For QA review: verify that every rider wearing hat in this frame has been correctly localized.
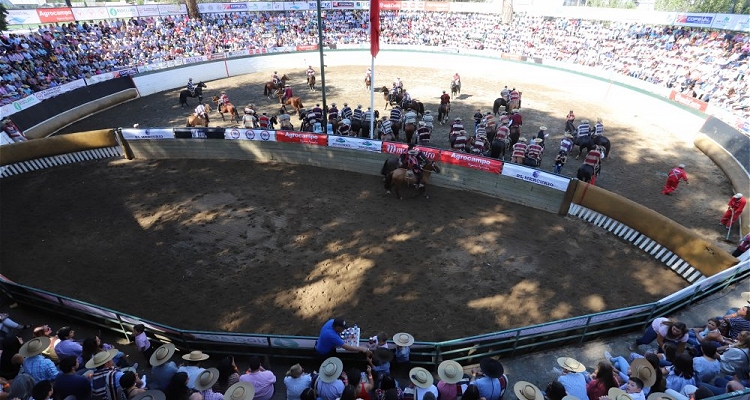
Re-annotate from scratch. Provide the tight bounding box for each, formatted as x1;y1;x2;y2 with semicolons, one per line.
511;137;528;164
526;138;544;163
272;71;280;86
337;117;352;136
312;104;323;121
187;78;195;95
422;110;434;131
451;117;464;134
306;65;315;77
417;121;431;145
471;130;489;155
351;105;364;137
328;103;339;124
379;115;393;140
194;103;209;124
242;107;256;128
218;90;229;110
340;103;352;121
577;119;591;137
399;143;426;188
451;129;468;153
440;90;451;105
559;132;574;155
389;105;402;128
283;84;293;103
594;117;604;137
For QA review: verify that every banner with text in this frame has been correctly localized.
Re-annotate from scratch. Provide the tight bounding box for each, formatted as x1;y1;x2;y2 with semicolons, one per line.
440;151;503;174
668;90;708;112
7;9;41;25
501;163;570;191
120;128;175;140
37;8;75;23
327;136;382;152
225;128;277;141
275;131;327;145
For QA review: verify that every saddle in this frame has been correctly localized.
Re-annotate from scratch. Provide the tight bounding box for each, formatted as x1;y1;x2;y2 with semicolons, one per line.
405;170;415;180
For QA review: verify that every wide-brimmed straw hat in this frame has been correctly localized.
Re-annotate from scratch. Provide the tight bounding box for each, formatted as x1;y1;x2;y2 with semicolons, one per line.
556;357;586;373
539;126;547;131
534;138;543;143
409;367;434;388
647;393;678;400
195;368;220;390
437;360;463;384
132;391;167;400
150;343;176;367
519;137;527;142
480;358;504;378
182;350;210;362
514;381;544;400
19;337;50;357
224;382;255;400
319;357;343;383
86;349;119;369
631;358;657;387
608;388;633;400
393;332;414;347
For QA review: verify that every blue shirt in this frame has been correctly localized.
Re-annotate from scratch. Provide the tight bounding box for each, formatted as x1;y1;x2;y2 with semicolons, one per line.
315;319;344;355
22;354;59;382
474;376;504;400
557;373;587;400
149;361;178;391
283;374;312;400
315;379;344;400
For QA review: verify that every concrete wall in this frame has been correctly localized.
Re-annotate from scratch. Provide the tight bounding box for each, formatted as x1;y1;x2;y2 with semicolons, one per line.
0;129;117;165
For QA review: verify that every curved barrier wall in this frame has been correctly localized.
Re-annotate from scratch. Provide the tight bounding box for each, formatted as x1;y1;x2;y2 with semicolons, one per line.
0;129;117;165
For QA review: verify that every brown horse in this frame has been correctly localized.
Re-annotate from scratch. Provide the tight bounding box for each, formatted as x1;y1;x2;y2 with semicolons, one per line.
212;96;240;123
384;160;441;200
403;122;417;144
365;75;371;92
307;75;315;91
278;94;304;116
264;74;290;98
186;104;212;127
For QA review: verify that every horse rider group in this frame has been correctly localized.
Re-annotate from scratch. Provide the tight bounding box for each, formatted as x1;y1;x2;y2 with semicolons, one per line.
399;143;428;188
194;103;209;124
187;78;195;96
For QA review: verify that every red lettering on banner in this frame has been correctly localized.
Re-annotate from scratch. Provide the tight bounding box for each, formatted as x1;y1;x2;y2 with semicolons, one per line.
424;1;450;11
296;45;318;51
380;0;401;10
668;90;708;112
440;150;503;174
37;7;74;22
500;53;523;61
275;131;327;145
382;142;409;154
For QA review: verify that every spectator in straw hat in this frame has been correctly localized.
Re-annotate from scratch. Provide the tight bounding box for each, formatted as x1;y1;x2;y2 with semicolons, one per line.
315;357;344;400
409;367;438;400
225;382;255;400
393;332;414;366
178;350;209;389
132;390;167;400
239;356;276;400
20;336;59;383
470;358;506;400
149;343;178;392
555;357;587;400
88;349;123;400
437;360;469;400
195;367;224;400
514;381;544;400
283;363;311;400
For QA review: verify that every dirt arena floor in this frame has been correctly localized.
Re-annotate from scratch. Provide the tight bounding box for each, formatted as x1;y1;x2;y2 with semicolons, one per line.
0;65;738;341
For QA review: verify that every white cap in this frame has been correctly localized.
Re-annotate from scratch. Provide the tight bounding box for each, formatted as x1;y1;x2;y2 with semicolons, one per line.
678;164;685;168
734;193;743;198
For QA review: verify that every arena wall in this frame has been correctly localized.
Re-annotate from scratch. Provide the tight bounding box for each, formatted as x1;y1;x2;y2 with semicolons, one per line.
0;129;117;165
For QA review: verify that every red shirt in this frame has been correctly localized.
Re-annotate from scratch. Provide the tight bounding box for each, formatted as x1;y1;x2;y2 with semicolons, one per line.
728;196;747;213
440;94;451;104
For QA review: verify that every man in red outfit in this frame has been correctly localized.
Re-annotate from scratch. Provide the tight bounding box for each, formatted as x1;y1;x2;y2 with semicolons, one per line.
721;193;746;228
662;164;688;195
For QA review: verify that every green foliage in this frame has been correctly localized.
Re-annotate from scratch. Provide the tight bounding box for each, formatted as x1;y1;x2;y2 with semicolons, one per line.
0;4;7;33
654;0;748;12
585;0;638;8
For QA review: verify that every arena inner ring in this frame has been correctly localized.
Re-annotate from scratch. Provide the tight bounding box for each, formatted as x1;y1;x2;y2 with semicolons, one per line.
3;47;748;366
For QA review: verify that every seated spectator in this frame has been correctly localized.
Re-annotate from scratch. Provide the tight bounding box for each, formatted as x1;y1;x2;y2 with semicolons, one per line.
717;330;750;375
315;357;344;400
177;350;209;390
149;343;178;392
32;325;59;364
163;372;201;400
31;380;53;400
20;337;59;383
55;327;83;366
587;361;620;400
436;360;469;400
119;370;146;400
663;353;696;393
194;367;223;400
375;375;403;400
283;363;310;400
54;356;92;400
554;357;587;400
87;349;123;400
514;381;544;400
347;367;373;400
213;356;241;395
692;343;720;384
239;356;275;400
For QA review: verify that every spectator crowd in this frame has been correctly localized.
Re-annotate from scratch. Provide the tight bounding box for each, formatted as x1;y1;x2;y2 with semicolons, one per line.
0;10;748;124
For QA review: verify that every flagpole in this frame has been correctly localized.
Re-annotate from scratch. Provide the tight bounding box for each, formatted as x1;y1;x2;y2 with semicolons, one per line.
369;57;375;139
369;0;379;140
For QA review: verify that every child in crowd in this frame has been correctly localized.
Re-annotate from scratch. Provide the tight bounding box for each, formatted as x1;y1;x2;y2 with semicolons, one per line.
553;151;567;174
623;377;646;400
393;332;414;367
368;332;388;351
132;324;153;361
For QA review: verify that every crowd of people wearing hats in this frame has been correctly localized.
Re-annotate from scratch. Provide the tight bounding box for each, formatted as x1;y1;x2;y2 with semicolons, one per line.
2;12;749;129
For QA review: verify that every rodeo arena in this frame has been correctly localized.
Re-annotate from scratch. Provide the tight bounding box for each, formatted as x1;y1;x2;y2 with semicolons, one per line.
2;2;750;400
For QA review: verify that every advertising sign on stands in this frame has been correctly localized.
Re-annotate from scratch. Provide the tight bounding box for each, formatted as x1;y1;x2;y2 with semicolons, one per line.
72;7;108;21
673;13;715;28
37;8;75;23
106;6;138;18
120;128;175;140
424;1;450;12
668;90;708;112
136;5;161;16
711;14;750;33
296;45;318;51
158;4;187;16
284;1;312;10
7;9;41;25
501;163;570;191
247;2;275;11
225;129;277;141
0;96;40;119
327;136;382;152
379;0;401;10
440;151;503;174
275;131;327;145
34;80;86;101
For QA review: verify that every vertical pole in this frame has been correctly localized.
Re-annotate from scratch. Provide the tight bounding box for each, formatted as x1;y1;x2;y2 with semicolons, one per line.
370;57;375;139
316;0;327;130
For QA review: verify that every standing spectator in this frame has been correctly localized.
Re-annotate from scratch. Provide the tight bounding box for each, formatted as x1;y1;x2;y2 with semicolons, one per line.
54;355;92;400
178;351;209;390
554;357;587;400
314;318;369;361
721;194;746;228
553;151;568;175
282;363;311;400
437;360;469;400
662;164;689;195
470;358;506;400
55;327;83;366
315;357;344;400
0;335;23;380
149;343;178;392
20;337;59;383
632;317;689;355
213;357;240;395
239;356;276;400
133;324;153;362
393;332;414;368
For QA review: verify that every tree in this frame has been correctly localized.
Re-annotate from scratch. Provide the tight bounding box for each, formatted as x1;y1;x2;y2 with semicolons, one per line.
501;0;513;24
0;4;7;33
655;0;748;12
186;0;199;19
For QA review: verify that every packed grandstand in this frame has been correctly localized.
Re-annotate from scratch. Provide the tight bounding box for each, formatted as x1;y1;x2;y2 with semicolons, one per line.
0;8;748;127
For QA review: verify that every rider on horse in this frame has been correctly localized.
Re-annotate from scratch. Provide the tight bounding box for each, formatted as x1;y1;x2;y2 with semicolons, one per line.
389;84;398;103
450;117;464;134
417;121;431;145
341;103;353;121
535;126;547;148
498;111;509;126
389;105;402;126
312;104;323;121
559;133;574;155
282;84;293;103
395;77;403;93
577;119;591;137
278;109;293;130
195;103;209;124
471;132;488;155
594;117;604;136
338;118;352;136
400;90;412;109
400;144;426;188
483;112;496;131
440;90;451;107
422;110;434;131
510;109;523;134
272;71;280;86
526;138;544;164
379;116;393;140
509;88;520;110
187;78;195;96
501;86;510;103
583;144;603;170
511;137;527;164
307;65;315;78
453;73;461;86
452;130;468;153
496;124;509;141
365;68;372;80
218;90;230;110
403;107;418;127
328;103;339;124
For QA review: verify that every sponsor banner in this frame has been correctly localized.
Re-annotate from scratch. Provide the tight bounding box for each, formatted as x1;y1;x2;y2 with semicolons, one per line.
248;48;267;55
296;44;318;51
34;79;85;101
121;128;174;140
158;4;186;16
337;43;368;50
441;47;459;54
673;13;714;28
284;1;312;10
191;333;272;347
400;1;424;10
208;53;227;60
440;151;502;174
668;90;708;112
273;2;284;10
501;163;570;191
223;2;249;11
0;95;40;118
327;136;382;152
37;8;75;23
424;1;450;11
225;129;277;141
114;67;138;77
500;53;523;61
333;1;356;8
380;142;441;160
7;9;41;25
275;131;327;145
380;0;401;10
72;7;108;21
136;5;161;16
227;49;250;58
182;56;208;65
85;71;117;85
106;6;138;18
711;14;750;33
267;46;296;53
247;2;275;11
270;337;317;349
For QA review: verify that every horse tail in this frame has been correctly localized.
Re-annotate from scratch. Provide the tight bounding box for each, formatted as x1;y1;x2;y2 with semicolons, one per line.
264;85;269;96
385;172;393;190
381;159;389;176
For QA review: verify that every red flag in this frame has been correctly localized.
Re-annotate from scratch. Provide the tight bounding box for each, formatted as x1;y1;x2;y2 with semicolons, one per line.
370;0;380;57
